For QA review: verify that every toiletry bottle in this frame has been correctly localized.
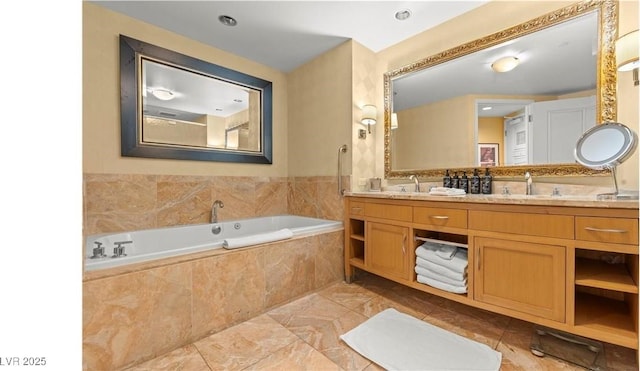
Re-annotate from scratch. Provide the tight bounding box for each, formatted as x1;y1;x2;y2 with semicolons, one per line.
443;169;452;188
451;172;460;189
470;169;481;194
460;171;469;193
481;168;493;194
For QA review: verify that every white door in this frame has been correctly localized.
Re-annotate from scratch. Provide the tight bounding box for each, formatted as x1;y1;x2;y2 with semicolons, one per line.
529;96;596;164
504;114;528;165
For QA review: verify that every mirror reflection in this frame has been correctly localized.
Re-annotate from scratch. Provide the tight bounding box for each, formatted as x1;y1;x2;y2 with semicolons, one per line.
384;0;617;178
141;59;262;152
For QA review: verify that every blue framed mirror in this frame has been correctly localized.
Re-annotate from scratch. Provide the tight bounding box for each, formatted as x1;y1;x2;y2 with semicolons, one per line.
120;35;273;163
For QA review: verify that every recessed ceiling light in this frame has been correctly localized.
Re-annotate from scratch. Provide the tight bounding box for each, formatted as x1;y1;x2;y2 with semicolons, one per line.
491;56;519;72
482;106;492;111
218;15;237;27
395;9;411;21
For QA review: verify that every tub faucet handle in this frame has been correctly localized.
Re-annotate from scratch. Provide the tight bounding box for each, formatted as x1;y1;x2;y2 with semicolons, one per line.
91;241;107;259
112;240;132;258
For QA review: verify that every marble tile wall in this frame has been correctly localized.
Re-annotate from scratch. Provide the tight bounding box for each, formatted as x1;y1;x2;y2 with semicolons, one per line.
83;173;347;369
83;173;347;237
82;230;344;370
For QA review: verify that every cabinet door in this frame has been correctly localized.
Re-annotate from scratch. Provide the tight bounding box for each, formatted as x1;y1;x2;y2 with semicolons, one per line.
366;222;410;280
474;237;566;322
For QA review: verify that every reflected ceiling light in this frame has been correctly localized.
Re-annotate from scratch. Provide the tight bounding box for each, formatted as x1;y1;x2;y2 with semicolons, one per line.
491;56;519;72
482;106;492;111
151;88;175;101
361;104;377;134
616;30;639;86
395;9;411;21
391;113;399;130
218;15;237;26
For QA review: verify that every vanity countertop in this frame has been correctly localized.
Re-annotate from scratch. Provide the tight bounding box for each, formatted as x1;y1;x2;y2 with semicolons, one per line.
345;191;639;209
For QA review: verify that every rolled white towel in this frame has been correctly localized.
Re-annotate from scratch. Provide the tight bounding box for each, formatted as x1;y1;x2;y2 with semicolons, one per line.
223;229;293;249
415;265;467;288
416;245;468;274
416;257;467;281
417;275;467;294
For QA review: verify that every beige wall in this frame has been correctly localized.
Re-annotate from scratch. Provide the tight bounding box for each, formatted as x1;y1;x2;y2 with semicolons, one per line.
287;41;353;177
84;0;638;187
616;0;639;191
351;41;378;190
83;3;288;177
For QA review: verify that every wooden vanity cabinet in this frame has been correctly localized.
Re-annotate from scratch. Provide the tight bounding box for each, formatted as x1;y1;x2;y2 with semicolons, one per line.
344;196;639;350
572;214;639;349
469;210;571;322
473;236;566;322
344;198;413;283
366;222;411;281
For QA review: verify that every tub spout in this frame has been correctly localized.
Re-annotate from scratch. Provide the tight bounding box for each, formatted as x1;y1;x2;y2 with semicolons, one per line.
211;200;224;223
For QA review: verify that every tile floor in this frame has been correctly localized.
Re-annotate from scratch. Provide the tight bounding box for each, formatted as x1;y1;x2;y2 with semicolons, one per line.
124;272;638;370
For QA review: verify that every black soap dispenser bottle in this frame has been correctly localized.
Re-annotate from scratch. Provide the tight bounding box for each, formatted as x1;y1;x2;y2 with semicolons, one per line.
460;171;469;193
443;170;452;188
470;169;481;194
481;168;493;194
451;172;460;189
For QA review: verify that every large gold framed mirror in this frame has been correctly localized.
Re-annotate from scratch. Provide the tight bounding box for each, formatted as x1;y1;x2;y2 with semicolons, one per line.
384;0;617;179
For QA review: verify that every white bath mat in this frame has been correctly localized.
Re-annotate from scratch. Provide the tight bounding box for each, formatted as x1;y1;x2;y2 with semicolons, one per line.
340;308;502;371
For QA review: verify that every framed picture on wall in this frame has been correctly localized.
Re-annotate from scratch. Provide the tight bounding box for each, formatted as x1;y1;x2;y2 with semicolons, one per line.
478;143;499;167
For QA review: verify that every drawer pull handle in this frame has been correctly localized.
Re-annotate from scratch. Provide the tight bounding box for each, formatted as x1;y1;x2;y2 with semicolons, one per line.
584;227;627;234
351;207;362;212
430;215;449;220
476;247;481;270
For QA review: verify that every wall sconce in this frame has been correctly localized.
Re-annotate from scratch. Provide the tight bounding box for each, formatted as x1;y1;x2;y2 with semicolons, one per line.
391;113;399;130
491;56;519;73
361;104;377;134
616;30;639;86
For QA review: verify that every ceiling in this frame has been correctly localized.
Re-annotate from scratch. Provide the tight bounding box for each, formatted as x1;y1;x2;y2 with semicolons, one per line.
92;1;489;72
94;1;598;120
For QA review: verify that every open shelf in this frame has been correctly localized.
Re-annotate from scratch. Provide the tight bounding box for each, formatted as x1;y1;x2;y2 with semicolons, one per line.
575;258;638;293
574;291;637;348
350;234;364;241
349;257;366;269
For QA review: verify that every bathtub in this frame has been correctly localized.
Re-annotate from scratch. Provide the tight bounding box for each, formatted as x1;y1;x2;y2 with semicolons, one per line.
84;215;342;271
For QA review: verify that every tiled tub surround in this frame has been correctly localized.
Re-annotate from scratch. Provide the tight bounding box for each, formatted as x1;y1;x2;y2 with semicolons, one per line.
83;174;347;237
83;173;347;370
83;228;344;370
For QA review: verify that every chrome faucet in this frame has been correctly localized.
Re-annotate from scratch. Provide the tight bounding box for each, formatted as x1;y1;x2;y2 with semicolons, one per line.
409;174;420;192
525;172;533;195
211;200;224;223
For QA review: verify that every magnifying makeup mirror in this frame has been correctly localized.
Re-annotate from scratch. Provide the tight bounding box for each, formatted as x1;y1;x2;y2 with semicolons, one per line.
574;122;638;200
